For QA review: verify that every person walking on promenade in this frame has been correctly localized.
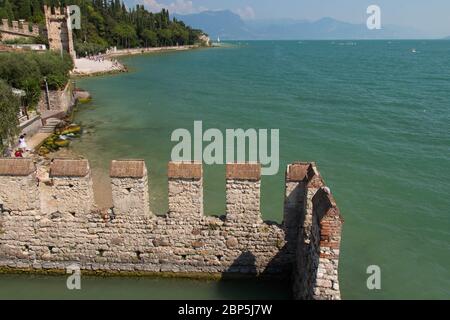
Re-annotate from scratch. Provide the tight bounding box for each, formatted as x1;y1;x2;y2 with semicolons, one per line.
19;134;29;151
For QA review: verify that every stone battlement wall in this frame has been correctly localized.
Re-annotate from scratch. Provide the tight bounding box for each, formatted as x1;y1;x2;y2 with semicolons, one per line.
0;158;343;300
287;163;344;300
0;19;39;41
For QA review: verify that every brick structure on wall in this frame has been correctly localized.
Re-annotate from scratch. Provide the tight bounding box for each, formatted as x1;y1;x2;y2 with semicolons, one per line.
0;159;344;300
288;162;344;300
44;5;75;59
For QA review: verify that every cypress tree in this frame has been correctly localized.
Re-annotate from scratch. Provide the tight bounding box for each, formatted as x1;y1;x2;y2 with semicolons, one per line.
1;0;15;20
18;0;32;19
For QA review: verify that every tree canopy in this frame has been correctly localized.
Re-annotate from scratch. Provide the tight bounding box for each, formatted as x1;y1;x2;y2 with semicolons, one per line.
0;80;20;154
0;0;206;56
0;51;73;107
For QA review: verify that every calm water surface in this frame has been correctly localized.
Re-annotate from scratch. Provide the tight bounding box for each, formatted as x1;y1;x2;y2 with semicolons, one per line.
2;41;448;299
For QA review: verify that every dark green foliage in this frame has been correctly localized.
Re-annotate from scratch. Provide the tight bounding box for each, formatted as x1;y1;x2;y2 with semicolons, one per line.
0;51;73;106
2;37;35;44
0;0;15;21
70;0;204;55
141;29;158;47
17;0;32;19
0;1;204;56
0;80;20;153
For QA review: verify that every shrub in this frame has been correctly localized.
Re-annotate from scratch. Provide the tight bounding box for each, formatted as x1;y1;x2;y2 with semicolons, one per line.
0;51;73;106
0;80;20;153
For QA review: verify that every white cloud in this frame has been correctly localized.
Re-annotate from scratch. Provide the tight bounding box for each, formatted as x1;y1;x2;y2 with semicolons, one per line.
235;6;256;20
143;0;205;15
142;0;162;12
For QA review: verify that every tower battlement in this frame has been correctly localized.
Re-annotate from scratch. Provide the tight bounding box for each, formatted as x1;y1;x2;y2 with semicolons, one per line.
43;5;75;59
0;158;343;300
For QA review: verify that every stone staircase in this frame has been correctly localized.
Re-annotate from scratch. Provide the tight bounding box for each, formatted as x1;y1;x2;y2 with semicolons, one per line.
39;118;61;134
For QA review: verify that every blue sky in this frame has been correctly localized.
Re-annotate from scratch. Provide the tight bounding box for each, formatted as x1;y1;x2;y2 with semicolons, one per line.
127;0;450;36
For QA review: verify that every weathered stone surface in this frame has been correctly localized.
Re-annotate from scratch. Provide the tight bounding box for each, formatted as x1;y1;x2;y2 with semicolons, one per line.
0;160;343;300
44;6;75;59
50;159;90;177
110;160;146;178
225;237;239;249
168;162;202;179
37;82;74;114
226;163;261;181
0;159;39;212
0;158;35;176
291;163;343;300
168;162;203;218
226;175;262;225
111;160;151;218
48;160;94;215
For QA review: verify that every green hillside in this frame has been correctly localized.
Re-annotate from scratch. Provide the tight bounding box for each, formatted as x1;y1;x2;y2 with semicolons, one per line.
0;0;206;55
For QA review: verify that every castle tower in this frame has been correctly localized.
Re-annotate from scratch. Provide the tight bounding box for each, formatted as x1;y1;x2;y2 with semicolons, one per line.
44;5;75;59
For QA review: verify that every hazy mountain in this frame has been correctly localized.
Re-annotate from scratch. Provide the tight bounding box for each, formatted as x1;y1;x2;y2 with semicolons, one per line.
174;10;426;40
173;10;254;40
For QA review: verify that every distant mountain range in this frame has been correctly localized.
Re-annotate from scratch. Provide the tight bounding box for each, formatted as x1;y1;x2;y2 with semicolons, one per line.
174;10;251;40
174;10;427;40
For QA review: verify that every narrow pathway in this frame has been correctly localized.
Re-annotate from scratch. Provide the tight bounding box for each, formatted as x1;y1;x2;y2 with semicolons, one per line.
27;132;52;151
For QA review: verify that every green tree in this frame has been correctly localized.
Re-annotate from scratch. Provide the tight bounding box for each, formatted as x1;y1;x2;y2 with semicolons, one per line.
0;53;41;106
30;0;44;22
0;0;15;20
113;23;136;48
30;51;74;89
171;24;189;45
17;0;32;19
0;0;205;53
0;80;20;154
158;28;173;46
141;29;157;47
0;51;73;107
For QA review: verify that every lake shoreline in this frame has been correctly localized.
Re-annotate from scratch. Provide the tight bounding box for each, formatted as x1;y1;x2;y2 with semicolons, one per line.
68;45;209;207
71;45;205;78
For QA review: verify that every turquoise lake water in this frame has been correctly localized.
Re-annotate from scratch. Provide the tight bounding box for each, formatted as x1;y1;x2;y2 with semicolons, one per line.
0;274;290;300
3;41;448;299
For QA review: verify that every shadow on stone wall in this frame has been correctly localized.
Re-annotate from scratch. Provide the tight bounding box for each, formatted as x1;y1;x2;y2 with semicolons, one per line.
216;250;292;300
284;183;306;257
284;183;310;299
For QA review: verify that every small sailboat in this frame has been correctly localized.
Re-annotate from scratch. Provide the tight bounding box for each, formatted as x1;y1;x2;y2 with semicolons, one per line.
212;36;222;47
